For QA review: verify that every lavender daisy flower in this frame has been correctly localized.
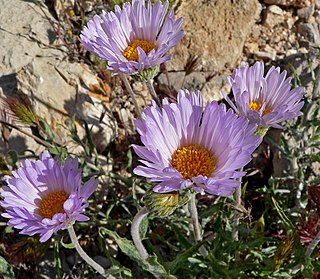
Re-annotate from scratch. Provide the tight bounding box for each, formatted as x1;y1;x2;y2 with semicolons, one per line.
1;151;98;242
79;0;184;77
133;90;262;196
224;61;304;129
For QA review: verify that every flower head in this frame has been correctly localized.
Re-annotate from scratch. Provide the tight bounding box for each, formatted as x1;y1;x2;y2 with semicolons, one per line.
1;151;98;242
223;61;304;129
133;90;262;196
79;0;184;77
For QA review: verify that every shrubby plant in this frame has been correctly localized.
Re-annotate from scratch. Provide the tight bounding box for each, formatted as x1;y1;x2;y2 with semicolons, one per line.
0;0;318;278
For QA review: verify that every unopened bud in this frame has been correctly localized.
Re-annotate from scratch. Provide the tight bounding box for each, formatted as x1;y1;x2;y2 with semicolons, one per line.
132;65;160;82
143;191;179;218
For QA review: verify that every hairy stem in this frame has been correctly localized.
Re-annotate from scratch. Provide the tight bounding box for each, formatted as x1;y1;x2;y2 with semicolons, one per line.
145;79;161;107
232;185;242;242
232;169;244;262
68;226;105;276
131;206;149;260
121;74;142;118
0;120;52;148
188;192;208;257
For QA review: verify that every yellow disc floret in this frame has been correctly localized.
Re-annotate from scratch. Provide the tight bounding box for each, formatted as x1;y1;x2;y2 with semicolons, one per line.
171;145;216;180
123;39;157;62
39;191;69;219
249;101;272;116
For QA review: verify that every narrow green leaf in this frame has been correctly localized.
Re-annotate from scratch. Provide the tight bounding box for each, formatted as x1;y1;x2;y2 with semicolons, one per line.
100;228;171;277
139;215;149;240
170;223;192;249
271;197;294;232
60;238;75;249
54;241;62;279
165;240;205;273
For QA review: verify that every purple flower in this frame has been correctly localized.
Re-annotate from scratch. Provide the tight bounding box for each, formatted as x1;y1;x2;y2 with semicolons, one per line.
79;0;184;76
133;90;262;196
224;61;304;129
1;151;98;242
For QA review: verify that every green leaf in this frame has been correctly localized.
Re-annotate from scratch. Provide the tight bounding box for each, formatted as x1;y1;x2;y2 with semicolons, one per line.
165;240;206;273
84;122;97;156
0;157;10;175
271;196;294;232
49;145;68;161
127;148;133;170
0;255;15;279
169;223;192;249
5;150;18;166
60;238;75;249
139;215;149;240
39;118;55;142
103;266;133;278
100;228;172;277
54;241;62;279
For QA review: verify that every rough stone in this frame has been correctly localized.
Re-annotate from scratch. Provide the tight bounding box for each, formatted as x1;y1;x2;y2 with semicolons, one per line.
167;0;262;72
297;22;320;44
284;12;297;29
244;42;260;54
297;5;315;21
255;50;277;61
0;0;62;76
0;0;116;154
156;71;230;103
264;0;311;7
263;5;285;29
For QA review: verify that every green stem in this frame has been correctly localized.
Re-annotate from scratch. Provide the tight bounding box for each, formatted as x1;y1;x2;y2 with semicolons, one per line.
120;74;142;118
67;226;105;276
0;120;52;148
188;192;208;257
232;185;242;242
145;79;161;107
232;168;244;262
131;206;149;260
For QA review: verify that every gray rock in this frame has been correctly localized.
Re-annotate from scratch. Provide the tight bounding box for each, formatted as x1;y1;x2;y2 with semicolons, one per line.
255;50;277;61
297;22;320;44
0;0;117;154
166;0;262;72
156;71;230;103
264;0;311;7
262;5;284;29
297;5;315;21
0;0;62;76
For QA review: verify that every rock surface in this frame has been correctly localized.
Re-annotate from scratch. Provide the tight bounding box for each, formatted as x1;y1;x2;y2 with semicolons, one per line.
167;0;262;72
0;0;117;155
263;5;285;28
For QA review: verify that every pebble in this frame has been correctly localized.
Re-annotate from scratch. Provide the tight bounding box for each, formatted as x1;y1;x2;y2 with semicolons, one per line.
263;5;284;28
297;22;320;44
297;5;315;21
254;50;276;61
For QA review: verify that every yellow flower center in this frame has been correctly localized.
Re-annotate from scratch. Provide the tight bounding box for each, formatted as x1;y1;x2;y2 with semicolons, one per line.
123;39;157;62
171;145;216;180
39;191;69;219
249;101;272;116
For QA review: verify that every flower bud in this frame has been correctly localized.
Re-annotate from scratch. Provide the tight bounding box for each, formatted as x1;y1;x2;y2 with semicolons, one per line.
132;65;160;82
143;190;180;218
